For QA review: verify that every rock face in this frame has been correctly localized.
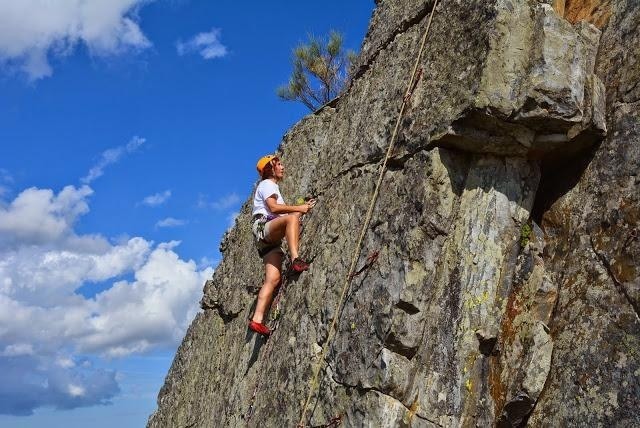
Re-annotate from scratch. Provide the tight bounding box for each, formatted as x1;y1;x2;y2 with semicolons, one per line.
148;0;639;426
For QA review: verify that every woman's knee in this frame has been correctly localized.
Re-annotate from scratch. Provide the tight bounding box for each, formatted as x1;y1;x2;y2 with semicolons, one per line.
265;271;281;287
287;213;301;225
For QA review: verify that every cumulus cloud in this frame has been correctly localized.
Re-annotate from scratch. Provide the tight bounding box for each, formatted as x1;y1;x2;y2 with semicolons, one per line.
176;28;227;60
140;190;171;207
0;185;93;247
81;136;145;184
0;354;119;416
0;184;213;415
155;217;187;228
0;0;153;80
1;236;151;304
80;241;208;356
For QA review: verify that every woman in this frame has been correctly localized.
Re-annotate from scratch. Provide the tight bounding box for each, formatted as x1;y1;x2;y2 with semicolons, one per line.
249;154;315;336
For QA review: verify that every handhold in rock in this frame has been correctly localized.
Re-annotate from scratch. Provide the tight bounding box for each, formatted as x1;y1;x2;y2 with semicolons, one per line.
475;329;498;356
497;392;535;428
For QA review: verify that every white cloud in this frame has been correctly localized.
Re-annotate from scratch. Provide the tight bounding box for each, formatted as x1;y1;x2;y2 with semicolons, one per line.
56;357;76;369
0;185;93;246
81;136;145;184
80;242;211;357
0;0;153;80
0;343;33;357
155;217;187;228
197;256;217;270
176;28;227;60
0;183;213;415
68;384;86;397
1;237;152;305
0;353;120;415
141;190;171;207
198;192;240;211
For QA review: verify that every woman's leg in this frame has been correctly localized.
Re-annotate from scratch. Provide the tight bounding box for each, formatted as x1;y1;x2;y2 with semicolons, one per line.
263;212;302;259
251;250;283;323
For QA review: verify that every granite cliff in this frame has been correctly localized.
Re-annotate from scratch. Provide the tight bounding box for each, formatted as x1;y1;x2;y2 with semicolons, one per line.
148;0;639;426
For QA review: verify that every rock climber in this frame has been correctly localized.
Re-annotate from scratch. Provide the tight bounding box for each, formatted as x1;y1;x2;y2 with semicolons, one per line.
248;154;316;336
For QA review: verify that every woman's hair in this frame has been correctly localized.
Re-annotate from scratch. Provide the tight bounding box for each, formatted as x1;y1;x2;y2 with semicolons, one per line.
261;156;279;180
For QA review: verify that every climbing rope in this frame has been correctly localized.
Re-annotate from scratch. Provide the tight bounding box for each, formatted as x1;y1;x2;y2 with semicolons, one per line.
297;1;441;426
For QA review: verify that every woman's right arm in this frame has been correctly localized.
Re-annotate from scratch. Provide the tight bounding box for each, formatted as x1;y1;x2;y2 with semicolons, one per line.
265;195;313;214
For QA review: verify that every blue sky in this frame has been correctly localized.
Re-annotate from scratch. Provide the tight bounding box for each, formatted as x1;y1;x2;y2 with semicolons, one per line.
0;1;373;426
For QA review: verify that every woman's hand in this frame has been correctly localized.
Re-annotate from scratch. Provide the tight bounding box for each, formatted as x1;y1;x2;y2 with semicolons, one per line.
298;203;311;214
298;199;316;214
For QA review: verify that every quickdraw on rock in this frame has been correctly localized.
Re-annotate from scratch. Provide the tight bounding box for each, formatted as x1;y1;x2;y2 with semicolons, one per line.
403;67;423;104
348;250;380;280
297;414;342;428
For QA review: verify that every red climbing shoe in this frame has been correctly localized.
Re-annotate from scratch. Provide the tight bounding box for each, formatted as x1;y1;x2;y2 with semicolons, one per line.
291;257;310;273
248;320;271;336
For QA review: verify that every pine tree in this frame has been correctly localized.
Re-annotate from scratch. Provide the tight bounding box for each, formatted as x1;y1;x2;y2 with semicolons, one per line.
277;31;358;111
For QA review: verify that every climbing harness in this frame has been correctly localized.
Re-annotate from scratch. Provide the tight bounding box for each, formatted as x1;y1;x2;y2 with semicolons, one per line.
297;1;442;426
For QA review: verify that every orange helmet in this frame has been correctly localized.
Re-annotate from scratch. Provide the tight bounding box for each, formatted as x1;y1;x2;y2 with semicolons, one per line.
256;155;276;175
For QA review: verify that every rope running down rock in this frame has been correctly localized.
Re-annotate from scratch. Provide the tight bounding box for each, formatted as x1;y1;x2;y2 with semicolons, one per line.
297;0;441;425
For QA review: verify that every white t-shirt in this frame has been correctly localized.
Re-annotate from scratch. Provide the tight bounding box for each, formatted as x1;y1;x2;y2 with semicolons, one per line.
252;179;285;217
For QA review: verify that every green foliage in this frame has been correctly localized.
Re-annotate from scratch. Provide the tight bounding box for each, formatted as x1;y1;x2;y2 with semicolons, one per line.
520;223;532;248
277;30;357;111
